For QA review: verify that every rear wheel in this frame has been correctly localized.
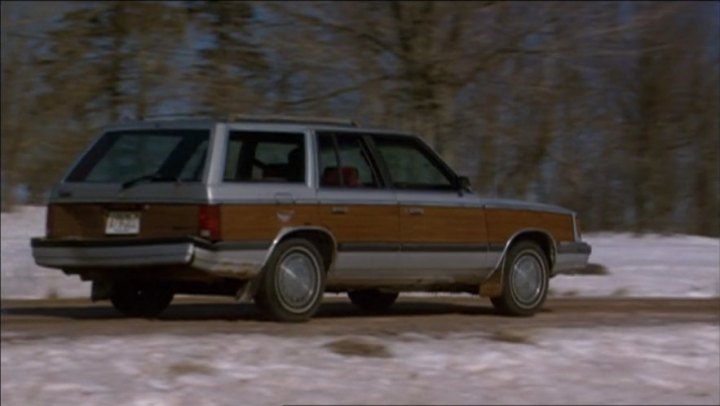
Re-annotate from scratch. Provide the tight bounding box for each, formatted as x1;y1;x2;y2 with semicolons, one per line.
254;239;326;322
491;241;549;316
348;290;399;313
110;282;174;318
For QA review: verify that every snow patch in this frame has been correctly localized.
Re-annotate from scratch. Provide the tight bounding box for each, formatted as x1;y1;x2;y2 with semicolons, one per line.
1;325;718;405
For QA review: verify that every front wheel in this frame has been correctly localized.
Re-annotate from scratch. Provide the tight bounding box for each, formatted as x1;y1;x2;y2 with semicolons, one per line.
491;241;549;316
110;282;174;318
254;239;326;322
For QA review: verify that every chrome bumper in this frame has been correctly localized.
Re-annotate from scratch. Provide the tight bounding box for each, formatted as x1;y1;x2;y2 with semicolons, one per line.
553;241;592;276
30;237;267;279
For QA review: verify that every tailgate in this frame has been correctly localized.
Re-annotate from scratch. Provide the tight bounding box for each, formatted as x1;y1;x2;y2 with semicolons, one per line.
47;203;200;239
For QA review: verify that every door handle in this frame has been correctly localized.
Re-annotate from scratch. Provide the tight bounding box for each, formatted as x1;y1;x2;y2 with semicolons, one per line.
331;206;349;214
407;207;424;216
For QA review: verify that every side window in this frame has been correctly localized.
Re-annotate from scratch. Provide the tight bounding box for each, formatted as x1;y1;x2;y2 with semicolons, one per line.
317;133;380;188
374;136;455;191
223;132;305;183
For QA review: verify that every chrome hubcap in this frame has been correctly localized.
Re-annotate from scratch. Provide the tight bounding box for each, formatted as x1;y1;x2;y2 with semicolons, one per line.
276;249;319;312
510;254;543;305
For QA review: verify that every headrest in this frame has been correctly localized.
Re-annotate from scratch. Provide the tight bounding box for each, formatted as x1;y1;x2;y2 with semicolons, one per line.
321;166;359;187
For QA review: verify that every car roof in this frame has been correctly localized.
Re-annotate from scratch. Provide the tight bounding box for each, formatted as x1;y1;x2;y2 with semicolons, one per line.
102;115;417;137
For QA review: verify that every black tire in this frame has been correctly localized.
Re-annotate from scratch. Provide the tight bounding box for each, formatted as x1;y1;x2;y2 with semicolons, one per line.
110;282;174;318
348;289;399;313
254;239;326;322
491;241;549;317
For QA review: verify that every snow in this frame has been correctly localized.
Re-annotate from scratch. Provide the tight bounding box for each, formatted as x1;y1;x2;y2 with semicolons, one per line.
2;205;719;299
2;325;718;405
552;232;720;298
1;206;92;299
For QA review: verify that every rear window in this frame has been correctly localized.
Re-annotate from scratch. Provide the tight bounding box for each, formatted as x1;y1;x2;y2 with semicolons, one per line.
66;130;210;183
223;132;305;183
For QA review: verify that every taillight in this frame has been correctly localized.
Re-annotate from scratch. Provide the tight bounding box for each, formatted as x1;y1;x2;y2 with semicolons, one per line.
46;205;55;238
198;205;221;241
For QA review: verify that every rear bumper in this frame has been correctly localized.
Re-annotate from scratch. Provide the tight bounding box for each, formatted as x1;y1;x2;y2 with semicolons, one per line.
552;241;592;276
30;237;267;279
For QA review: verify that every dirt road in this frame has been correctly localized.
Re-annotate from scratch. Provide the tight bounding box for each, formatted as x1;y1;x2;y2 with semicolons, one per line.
2;296;718;339
2;296;719;405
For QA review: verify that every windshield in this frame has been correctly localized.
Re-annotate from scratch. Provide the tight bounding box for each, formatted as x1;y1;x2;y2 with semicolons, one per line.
66;130;210;183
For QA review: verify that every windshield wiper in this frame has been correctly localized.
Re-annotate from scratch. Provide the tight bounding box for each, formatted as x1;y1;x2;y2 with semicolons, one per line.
121;173;179;190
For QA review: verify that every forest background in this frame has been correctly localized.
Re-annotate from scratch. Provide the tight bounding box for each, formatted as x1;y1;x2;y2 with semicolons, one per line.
1;1;718;236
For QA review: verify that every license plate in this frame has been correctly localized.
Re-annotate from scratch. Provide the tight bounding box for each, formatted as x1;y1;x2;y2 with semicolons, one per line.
105;212;141;235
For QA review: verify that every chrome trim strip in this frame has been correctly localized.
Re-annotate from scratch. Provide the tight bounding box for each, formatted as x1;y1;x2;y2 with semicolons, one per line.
212;241;272;251
215;199;319;205
316;199;397;206
400;243;488;252
337;243;399;252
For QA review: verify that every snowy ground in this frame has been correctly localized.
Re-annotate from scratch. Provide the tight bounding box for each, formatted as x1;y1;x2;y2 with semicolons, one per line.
2;205;718;299
2;206;719;405
2;324;718;405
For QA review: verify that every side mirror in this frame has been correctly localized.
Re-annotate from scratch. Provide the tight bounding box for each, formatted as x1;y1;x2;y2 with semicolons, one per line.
457;176;472;193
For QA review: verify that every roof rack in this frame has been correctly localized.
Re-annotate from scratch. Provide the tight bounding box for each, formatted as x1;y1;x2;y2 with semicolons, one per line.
140;113;216;121
135;113;360;127
228;114;359;127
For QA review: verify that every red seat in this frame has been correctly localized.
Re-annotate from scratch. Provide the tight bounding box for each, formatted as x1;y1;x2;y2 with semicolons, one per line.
322;167;359;187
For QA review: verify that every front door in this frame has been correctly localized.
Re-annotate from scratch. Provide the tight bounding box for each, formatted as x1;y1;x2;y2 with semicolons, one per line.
371;134;491;284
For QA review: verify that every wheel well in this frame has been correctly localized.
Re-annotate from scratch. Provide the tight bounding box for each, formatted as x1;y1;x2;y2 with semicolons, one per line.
508;231;555;267
278;230;335;272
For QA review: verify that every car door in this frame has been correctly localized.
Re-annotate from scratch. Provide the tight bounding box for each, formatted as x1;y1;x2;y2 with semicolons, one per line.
314;131;400;284
370;134;492;284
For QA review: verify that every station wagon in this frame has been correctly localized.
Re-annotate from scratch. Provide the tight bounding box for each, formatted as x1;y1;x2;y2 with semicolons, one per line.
31;115;591;321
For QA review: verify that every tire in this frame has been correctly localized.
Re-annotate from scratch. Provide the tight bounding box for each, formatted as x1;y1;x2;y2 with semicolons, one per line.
348;289;399;313
254;239;326;322
110;282;174;318
491;241;549;317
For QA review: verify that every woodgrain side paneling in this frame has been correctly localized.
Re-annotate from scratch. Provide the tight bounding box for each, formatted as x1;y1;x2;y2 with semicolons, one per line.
400;206;486;244
318;204;400;243
50;204;199;239
221;204;319;241
484;209;574;243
